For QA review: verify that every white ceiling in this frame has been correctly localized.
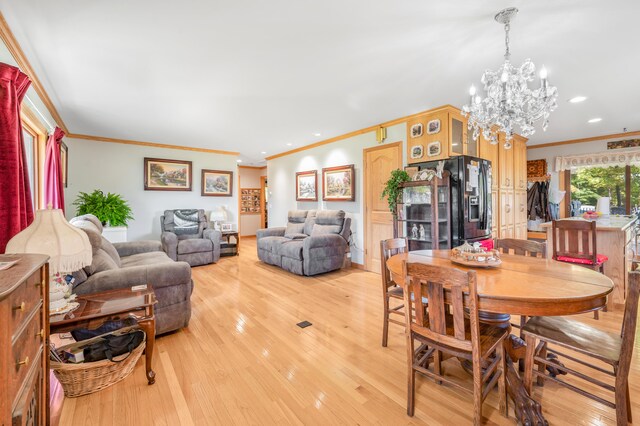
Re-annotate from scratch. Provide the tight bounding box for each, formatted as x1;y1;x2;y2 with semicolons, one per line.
1;0;639;164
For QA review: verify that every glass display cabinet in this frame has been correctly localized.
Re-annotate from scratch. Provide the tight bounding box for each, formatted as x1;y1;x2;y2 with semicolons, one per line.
395;171;451;251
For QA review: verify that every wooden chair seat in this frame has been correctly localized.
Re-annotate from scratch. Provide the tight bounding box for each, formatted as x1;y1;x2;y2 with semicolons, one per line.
522;316;621;364
414;314;509;360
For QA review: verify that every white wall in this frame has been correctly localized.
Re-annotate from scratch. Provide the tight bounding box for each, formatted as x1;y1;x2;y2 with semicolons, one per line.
64;138;239;241
267;123;406;265
239;167;267;236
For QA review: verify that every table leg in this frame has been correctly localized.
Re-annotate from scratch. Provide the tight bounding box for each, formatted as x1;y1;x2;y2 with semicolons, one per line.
139;317;156;385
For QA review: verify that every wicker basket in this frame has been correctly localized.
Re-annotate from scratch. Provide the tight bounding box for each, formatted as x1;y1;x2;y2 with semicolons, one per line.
51;338;145;398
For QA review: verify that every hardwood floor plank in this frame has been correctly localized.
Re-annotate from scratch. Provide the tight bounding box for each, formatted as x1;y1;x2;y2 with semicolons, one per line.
58;239;637;425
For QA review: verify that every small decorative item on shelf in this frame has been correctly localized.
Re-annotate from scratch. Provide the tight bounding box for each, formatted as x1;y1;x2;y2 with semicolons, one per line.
450;241;502;268
411;223;418;239
418;224;426;240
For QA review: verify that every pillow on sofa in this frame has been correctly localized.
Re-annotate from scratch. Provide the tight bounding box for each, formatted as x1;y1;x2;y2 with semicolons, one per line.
84;249;119;276
285;222;305;237
285;233;307;240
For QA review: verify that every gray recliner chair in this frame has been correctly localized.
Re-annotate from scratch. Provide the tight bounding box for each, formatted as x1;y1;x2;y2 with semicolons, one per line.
70;214;193;335
161;209;221;267
256;210;351;276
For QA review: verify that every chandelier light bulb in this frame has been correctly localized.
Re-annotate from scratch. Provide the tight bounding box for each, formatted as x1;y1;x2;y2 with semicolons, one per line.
475;95;481;104
539;66;548;79
501;72;508;83
469;85;476;96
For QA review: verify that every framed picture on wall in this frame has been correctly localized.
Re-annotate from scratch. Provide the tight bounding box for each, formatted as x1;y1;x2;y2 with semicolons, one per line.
60;141;68;188
295;170;317;201
201;169;233;196
427;119;441;134
144;157;192;191
322;164;355;201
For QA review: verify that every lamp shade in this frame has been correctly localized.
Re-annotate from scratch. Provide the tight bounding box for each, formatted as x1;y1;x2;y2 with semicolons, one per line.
210;207;228;223
5;208;92;274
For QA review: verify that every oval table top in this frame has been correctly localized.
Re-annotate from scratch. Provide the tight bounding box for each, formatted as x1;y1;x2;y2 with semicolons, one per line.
387;250;614;317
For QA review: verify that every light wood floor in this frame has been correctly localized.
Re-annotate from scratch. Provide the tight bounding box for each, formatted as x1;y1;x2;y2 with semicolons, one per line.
59;239;639;425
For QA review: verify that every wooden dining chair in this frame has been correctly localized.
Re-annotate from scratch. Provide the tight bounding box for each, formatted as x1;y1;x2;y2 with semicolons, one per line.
380;238;409;347
551;219;608;319
495;238;547;331
402;261;508;425
522;262;640;426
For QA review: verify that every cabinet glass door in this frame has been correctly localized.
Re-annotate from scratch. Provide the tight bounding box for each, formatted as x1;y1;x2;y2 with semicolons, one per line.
451;118;464;155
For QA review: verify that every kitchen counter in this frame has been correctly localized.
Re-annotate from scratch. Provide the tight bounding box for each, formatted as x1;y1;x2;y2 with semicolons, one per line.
541;215;638;306
540;215;638;231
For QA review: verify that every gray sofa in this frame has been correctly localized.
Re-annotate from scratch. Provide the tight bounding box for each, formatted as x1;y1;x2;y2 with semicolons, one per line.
70;214;194;335
257;210;351;276
160;209;221;267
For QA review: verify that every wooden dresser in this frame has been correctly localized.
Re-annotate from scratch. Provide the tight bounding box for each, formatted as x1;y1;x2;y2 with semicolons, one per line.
0;254;49;425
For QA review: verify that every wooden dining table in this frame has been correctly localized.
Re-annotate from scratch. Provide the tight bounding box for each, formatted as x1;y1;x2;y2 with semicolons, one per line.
386;249;614;425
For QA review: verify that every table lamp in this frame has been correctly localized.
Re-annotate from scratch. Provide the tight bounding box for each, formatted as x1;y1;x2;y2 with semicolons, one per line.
5;206;92;312
210;206;229;231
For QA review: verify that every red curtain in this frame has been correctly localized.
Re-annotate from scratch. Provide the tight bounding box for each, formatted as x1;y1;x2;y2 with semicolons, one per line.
44;127;66;212
0;63;33;253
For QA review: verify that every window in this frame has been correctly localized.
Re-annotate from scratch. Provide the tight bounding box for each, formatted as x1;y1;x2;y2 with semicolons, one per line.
570;165;639;215
22;126;37;209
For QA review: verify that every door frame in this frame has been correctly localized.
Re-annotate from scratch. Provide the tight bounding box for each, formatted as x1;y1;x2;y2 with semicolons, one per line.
260;175;268;229
363;141;403;272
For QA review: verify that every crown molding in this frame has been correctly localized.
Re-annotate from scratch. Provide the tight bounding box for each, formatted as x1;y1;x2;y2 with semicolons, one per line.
67;133;240;156
0;11;69;133
265;105;456;161
527;130;640;150
237;165;267;170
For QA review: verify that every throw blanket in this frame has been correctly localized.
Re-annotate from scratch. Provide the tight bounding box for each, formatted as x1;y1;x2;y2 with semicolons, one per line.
169;209;200;235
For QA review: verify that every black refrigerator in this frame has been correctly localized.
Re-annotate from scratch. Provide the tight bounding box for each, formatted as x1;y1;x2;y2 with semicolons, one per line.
415;155;492;247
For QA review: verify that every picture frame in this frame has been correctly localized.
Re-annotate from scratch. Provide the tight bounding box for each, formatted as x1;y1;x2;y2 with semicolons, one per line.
60;141;68;188
221;223;233;232
410;145;424;160
427;141;442;157
295;170;317;201
144;158;192;191
410;123;423;138
322;164;355;201
427;119;441;135
201;169;233;196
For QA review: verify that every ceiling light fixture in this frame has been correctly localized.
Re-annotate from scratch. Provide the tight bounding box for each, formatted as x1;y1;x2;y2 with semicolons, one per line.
588;118;602;123
261;151;267;155
286;143;292;146
236;159;242;163
314;133;322;137
569;96;587;103
462;7;558;149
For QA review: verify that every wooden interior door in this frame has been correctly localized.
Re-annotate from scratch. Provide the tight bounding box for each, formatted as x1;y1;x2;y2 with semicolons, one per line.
364;141;403;273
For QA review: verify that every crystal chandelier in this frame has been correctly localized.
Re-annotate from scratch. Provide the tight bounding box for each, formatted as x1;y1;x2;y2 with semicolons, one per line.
462;7;558;149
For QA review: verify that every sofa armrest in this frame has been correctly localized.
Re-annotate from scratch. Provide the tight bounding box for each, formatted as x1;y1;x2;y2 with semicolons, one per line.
161;232;178;261
203;228;221;243
114;240;163;257
74;261;192;295
256;227;285;239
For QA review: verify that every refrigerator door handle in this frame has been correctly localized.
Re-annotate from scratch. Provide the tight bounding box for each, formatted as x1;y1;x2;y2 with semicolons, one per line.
479;163;488;230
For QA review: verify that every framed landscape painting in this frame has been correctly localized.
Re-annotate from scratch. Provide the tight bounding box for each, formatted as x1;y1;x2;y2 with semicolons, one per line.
144;158;192;191
322;164;355;201
296;170;317;201
202;169;233;196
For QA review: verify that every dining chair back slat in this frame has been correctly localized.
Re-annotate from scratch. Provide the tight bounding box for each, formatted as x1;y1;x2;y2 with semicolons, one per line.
552;220;598;264
379;238;409;347
496;238;546;258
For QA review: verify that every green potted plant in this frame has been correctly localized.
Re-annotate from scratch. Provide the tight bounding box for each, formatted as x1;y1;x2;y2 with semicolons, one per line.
381;169;411;217
73;190;134;227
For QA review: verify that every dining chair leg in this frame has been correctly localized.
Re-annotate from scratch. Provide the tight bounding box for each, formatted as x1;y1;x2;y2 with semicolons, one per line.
626;382;632;423
406;335;416;416
497;343;508;417
536;342;547;387
473;357;483;426
524;334;536;394
382;294;390;347
434;350;443;385
615;378;629;426
593;309;599;320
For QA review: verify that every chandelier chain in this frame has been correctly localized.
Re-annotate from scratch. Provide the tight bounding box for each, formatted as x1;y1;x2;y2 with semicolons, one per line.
504;23;511;60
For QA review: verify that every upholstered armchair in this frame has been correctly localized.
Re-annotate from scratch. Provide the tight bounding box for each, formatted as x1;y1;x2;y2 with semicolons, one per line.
161;209;221;267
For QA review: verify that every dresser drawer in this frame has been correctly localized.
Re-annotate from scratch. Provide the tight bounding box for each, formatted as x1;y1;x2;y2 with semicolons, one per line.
10;307;43;403
9;270;43;339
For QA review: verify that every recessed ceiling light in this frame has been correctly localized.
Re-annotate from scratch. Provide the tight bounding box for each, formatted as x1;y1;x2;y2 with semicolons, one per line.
261;151;267;155
569;96;587;103
588;118;602;123
314;133;322;137
236;159;242;163
286;143;292;146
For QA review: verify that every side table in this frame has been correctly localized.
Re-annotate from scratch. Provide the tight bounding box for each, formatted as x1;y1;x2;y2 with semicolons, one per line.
221;231;239;256
49;287;157;385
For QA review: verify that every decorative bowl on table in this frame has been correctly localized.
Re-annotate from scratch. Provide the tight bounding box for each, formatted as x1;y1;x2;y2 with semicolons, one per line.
450;241;502;268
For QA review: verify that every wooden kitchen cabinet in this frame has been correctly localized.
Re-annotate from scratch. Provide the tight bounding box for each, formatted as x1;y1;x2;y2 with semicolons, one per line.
448;110;478;157
513;136;528;192
406;109;449;163
498;135;514;190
